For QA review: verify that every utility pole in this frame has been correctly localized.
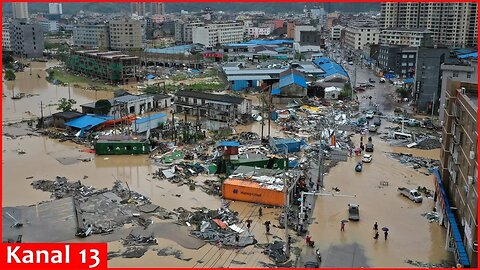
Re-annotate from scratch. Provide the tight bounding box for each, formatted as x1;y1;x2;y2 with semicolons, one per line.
431;90;437;118
268;85;272;138
261;91;265;140
68;84;71;100
352;65;357;98
39;101;44;128
171;110;176;143
283;177;290;258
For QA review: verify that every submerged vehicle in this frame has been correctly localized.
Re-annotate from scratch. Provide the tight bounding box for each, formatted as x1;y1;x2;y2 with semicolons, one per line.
355;162;362;172
348;204;360;221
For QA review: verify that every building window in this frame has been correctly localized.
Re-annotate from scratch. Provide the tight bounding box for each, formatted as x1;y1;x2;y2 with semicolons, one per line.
453;72;459;77
467;72;471;78
402;54;408;58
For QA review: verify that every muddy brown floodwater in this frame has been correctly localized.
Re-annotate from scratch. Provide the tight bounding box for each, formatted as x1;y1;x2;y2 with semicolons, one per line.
306;134;452;267
2;60;452;268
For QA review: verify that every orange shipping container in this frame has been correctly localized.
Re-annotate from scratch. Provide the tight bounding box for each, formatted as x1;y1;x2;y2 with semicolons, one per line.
222;179;285;207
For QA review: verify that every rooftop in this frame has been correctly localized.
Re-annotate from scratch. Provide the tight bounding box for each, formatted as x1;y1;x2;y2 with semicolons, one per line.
175;90;246;104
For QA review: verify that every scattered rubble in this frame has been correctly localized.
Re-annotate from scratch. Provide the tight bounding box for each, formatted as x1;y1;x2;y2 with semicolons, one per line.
388;153;439;170
31;177;172;237
404;259;454;268
155;247;192;261
415;137;441;150
122;233;158;246
258;241;290;264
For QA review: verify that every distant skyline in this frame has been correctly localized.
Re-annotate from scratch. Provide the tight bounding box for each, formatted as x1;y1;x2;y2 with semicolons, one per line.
2;2;381;15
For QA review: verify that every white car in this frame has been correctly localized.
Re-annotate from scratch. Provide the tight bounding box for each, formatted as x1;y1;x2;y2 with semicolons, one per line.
365;111;375;119
362;154;373;163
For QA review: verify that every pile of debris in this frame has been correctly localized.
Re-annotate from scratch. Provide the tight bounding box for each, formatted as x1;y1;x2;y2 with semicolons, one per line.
122;233;158;246
388;153;440;170
154;163;206;185
259;241;289;264
405;259;454;268
175;206;257;248
31;177;172;237
421;211;440;223
31;177;97;200
414;137;441;150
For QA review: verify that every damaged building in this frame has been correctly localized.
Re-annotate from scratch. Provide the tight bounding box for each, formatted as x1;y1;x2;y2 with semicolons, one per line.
174;90;252;124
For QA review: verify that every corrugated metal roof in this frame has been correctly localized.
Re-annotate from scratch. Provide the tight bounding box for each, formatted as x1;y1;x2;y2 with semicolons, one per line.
134;113;167;125
65;115;113;130
279;71;307;88
145;45;193;54
227;75;272;81
313;57;349;79
217;141;240;147
457;52;477;59
175;91;245;105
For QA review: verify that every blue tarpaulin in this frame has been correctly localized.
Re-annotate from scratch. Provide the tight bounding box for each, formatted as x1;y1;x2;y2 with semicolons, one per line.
430;168;470;267
272;88;281;95
403;78;414;84
146;74;156;80
384;73;395;79
65;115;113;130
217;141;240;147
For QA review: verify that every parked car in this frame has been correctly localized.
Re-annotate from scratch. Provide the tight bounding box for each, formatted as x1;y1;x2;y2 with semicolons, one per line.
368;125;378;132
406;119;420;127
348;204;360;221
373;118;381;126
368;78;376;83
362;154;372;163
365;143;374;152
365;83;375;88
398;187;423;203
304;261;320;268
379;78;386;83
365;111;375;119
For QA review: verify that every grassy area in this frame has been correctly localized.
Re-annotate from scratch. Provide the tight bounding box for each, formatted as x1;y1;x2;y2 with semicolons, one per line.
46;68;116;91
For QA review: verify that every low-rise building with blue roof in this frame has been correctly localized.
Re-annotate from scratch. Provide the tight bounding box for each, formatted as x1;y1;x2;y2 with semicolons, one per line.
271;69;307;100
313;57;350;88
131;113;167;133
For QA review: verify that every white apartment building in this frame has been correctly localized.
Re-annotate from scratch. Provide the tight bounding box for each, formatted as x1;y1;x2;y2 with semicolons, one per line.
294;25;316;42
379;28;432;47
12;3;29;19
73;24;110;48
331;25;344;41
192;22;244;48
380;2;478;47
344;25;380;50
48;3;62;14
2;23;11;51
109;19;146;50
246;27;271;38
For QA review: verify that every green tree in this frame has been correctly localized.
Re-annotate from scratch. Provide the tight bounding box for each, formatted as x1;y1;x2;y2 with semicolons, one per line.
396;88;409;98
223;55;229;62
57;98;77;112
4;69;16;81
94;99;112;115
2;53;14;65
340;83;352;98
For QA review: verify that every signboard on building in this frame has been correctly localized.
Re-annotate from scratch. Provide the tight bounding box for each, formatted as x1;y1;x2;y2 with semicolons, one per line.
415;81;421;100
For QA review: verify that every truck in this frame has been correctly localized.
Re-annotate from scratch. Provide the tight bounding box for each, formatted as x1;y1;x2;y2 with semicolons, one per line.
397;187;423;203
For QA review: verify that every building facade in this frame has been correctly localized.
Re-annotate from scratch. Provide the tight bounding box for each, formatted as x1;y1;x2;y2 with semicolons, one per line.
66;50;139;84
344;25;380;50
331;25;344;41
439;81;477;268
48;3;62;14
151;2;165;15
413;46;450;113
38;19;59;33
294;25;316;43
81;94;155;116
439;58;478;121
192;22;244;48
246;27;271;38
9;20;44;58
12;2;28;19
73;24;110;49
2;22;12;51
175;21;204;43
377;45;416;77
379;28;432;47
174;91;252;123
380;2;478;47
109;19;146;50
131;2;146;16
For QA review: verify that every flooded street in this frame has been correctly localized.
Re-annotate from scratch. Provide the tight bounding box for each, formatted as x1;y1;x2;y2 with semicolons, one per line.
2;60;452;268
307;134;451;267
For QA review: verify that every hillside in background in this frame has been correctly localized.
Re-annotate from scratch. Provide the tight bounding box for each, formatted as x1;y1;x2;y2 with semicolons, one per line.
2;2;380;15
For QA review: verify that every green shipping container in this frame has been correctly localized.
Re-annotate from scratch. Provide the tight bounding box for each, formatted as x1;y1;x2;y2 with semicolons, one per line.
94;140;150;155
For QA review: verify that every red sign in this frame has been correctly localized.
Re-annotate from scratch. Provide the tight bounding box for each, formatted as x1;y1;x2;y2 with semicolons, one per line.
0;243;107;270
203;53;224;58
